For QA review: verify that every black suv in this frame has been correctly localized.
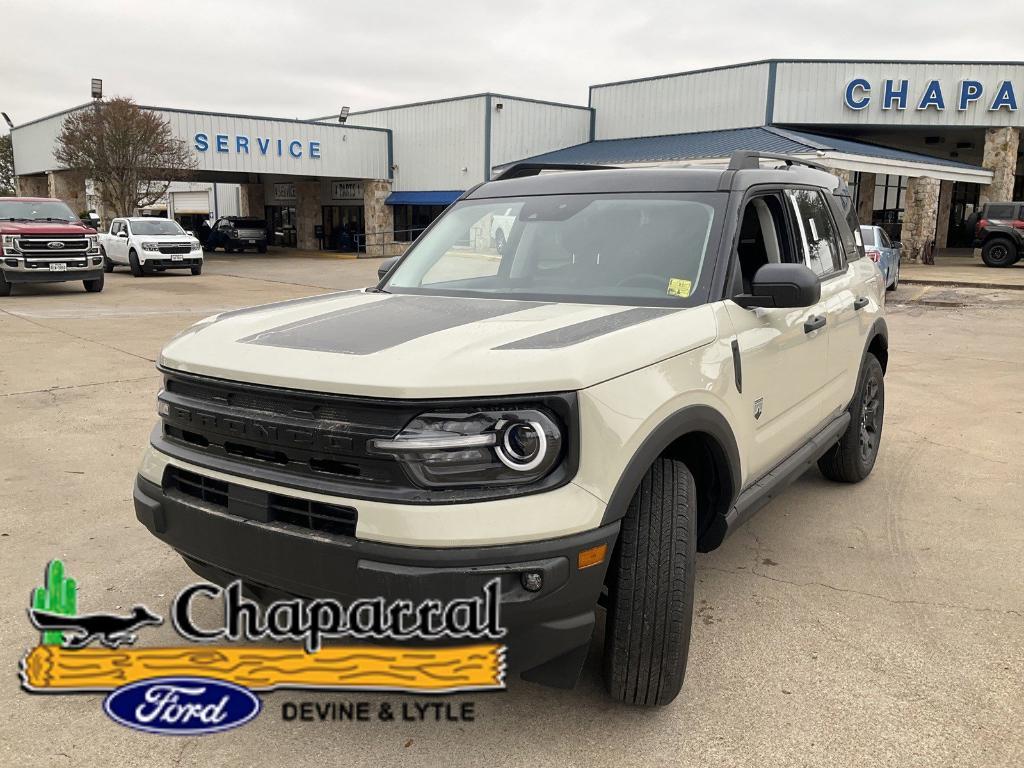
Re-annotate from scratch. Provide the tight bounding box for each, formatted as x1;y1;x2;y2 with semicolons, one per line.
204;217;268;254
972;202;1024;267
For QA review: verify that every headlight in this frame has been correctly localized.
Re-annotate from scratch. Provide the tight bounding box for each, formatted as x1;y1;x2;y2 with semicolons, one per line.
369;408;563;488
1;235;19;253
86;235;99;253
142;242;160;251
190;238;201;250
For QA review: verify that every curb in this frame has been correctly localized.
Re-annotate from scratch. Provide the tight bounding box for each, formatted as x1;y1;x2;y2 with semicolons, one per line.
899;278;1024;291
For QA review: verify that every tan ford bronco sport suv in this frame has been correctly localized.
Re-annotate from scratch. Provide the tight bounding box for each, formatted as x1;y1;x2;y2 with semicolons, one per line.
135;152;888;705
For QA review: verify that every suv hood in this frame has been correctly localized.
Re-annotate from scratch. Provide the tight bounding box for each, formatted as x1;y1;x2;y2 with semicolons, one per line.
1;222;95;235
160;290;718;398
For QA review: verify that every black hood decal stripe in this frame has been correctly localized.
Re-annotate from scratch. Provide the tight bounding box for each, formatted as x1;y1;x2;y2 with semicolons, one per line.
241;294;546;355
494;307;680;350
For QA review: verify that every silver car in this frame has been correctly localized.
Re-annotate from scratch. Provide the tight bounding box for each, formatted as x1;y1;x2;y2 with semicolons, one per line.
860;225;901;291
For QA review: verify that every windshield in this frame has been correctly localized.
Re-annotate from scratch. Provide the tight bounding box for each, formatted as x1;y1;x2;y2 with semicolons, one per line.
132;219;186;236
859;226;877;247
0;200;80;223
384;193;725;306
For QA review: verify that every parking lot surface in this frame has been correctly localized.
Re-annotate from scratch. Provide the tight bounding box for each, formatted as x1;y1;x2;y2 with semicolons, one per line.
1;254;1021;767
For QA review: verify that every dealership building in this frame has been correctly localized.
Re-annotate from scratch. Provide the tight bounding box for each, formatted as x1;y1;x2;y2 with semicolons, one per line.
11;59;1024;260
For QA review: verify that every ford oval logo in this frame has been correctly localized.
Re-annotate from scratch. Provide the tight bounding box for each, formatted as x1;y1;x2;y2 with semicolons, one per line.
46;241;65;249
103;676;261;735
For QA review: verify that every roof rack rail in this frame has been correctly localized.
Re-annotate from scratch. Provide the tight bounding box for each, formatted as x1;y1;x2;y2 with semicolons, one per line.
494;162;615;181
727;151;830;173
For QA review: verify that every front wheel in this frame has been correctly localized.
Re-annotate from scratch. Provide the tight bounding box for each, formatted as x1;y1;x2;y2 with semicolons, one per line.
0;271;11;297
981;237;1018;268
604;457;696;706
818;354;885;482
83;273;104;293
129;249;144;277
191;263;203;276
101;248;114;273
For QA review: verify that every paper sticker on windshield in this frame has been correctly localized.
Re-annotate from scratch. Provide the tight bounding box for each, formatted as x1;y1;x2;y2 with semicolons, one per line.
666;278;692;298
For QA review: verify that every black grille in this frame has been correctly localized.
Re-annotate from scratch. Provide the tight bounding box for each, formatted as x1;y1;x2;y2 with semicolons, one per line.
26;259;89;269
268;494;357;536
165;466;229;507
158;243;192;255
163;465;357;537
159;371;415;489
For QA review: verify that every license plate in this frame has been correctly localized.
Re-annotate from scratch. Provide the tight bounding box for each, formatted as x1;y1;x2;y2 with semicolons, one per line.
171;255;183;261
49;262;67;272
248;239;256;244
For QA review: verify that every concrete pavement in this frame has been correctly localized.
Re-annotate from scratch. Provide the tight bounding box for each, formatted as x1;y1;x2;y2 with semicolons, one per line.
0;257;1021;767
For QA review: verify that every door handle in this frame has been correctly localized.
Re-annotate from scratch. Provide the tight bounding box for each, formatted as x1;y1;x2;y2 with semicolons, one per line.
804;315;826;334
853;296;869;311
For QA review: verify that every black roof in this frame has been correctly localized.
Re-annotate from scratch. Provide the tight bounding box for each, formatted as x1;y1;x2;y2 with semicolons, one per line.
466;164;839;199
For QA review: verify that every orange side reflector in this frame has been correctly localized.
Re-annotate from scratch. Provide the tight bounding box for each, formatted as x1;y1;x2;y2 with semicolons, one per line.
577;543;607;570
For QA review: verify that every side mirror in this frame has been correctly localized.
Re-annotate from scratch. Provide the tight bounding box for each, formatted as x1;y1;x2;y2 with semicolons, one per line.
892;241;902;250
117;231;128;238
733;263;821;309
377;256;399;281
186;230;194;237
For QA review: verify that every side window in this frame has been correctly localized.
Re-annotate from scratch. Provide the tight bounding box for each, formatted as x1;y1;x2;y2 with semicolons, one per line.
218;219;232;230
732;192;796;294
986;204;1015;219
831;193;862;262
786;189;843;277
110;221;120;235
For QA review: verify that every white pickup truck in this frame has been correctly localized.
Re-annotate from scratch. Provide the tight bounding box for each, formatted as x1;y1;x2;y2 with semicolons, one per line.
99;217;204;277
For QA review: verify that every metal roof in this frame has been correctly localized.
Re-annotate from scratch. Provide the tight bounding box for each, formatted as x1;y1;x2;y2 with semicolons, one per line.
507;126;985;172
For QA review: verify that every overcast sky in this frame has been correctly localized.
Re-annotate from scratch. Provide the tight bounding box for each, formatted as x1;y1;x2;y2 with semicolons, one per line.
3;0;1021;133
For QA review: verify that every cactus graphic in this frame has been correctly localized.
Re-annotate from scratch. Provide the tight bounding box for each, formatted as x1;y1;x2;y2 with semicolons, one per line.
31;560;77;645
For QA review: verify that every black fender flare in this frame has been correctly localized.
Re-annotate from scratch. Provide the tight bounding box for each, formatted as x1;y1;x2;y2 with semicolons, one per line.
600;404;741;527
862;316;889;374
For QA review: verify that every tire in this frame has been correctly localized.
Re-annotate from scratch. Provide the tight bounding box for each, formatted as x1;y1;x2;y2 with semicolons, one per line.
83;272;104;293
818;354;885;483
981;237;1018;268
129;249;144;277
101;248;114;273
603;457;696;707
257;243;267;254
191;263;203;276
0;271;11;297
887;258;899;291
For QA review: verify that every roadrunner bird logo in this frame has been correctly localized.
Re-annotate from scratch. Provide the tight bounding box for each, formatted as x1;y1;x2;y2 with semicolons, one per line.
29;605;163;649
754;397;764;420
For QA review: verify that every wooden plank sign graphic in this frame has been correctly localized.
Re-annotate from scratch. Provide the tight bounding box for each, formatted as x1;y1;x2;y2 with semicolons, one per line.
21;643;506;693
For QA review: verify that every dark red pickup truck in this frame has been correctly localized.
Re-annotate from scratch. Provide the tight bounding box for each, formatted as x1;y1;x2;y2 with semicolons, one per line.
0;197;104;295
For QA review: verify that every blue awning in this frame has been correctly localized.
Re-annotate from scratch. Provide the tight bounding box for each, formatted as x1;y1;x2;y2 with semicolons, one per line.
385;190;463;206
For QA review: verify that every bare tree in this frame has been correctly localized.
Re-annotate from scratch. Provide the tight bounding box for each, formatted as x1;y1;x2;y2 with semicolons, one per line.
0;134;15;196
54;97;195;216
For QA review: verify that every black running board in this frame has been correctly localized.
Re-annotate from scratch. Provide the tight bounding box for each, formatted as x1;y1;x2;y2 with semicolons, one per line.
722;411;851;538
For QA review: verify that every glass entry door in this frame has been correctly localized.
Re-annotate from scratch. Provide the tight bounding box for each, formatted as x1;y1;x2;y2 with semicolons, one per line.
266;205;298;248
322;205;364;252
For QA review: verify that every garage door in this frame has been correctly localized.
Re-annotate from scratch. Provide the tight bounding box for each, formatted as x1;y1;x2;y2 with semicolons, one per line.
172;191;211;215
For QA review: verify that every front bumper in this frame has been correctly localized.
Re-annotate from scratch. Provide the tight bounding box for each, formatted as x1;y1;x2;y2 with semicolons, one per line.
140;254;203;268
3;263;103;284
134;471;618;687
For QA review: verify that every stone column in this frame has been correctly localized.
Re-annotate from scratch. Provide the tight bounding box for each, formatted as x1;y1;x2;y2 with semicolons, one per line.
15;175;48;197
900;176;940;263
856;173;876;225
934;180;954;250
47;170;89;215
978;127;1020;207
363;179;401;258
239;183;265;218
294;181;321;251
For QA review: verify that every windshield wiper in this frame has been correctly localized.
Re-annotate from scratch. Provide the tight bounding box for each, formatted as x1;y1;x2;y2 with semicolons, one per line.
0;217;31;222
